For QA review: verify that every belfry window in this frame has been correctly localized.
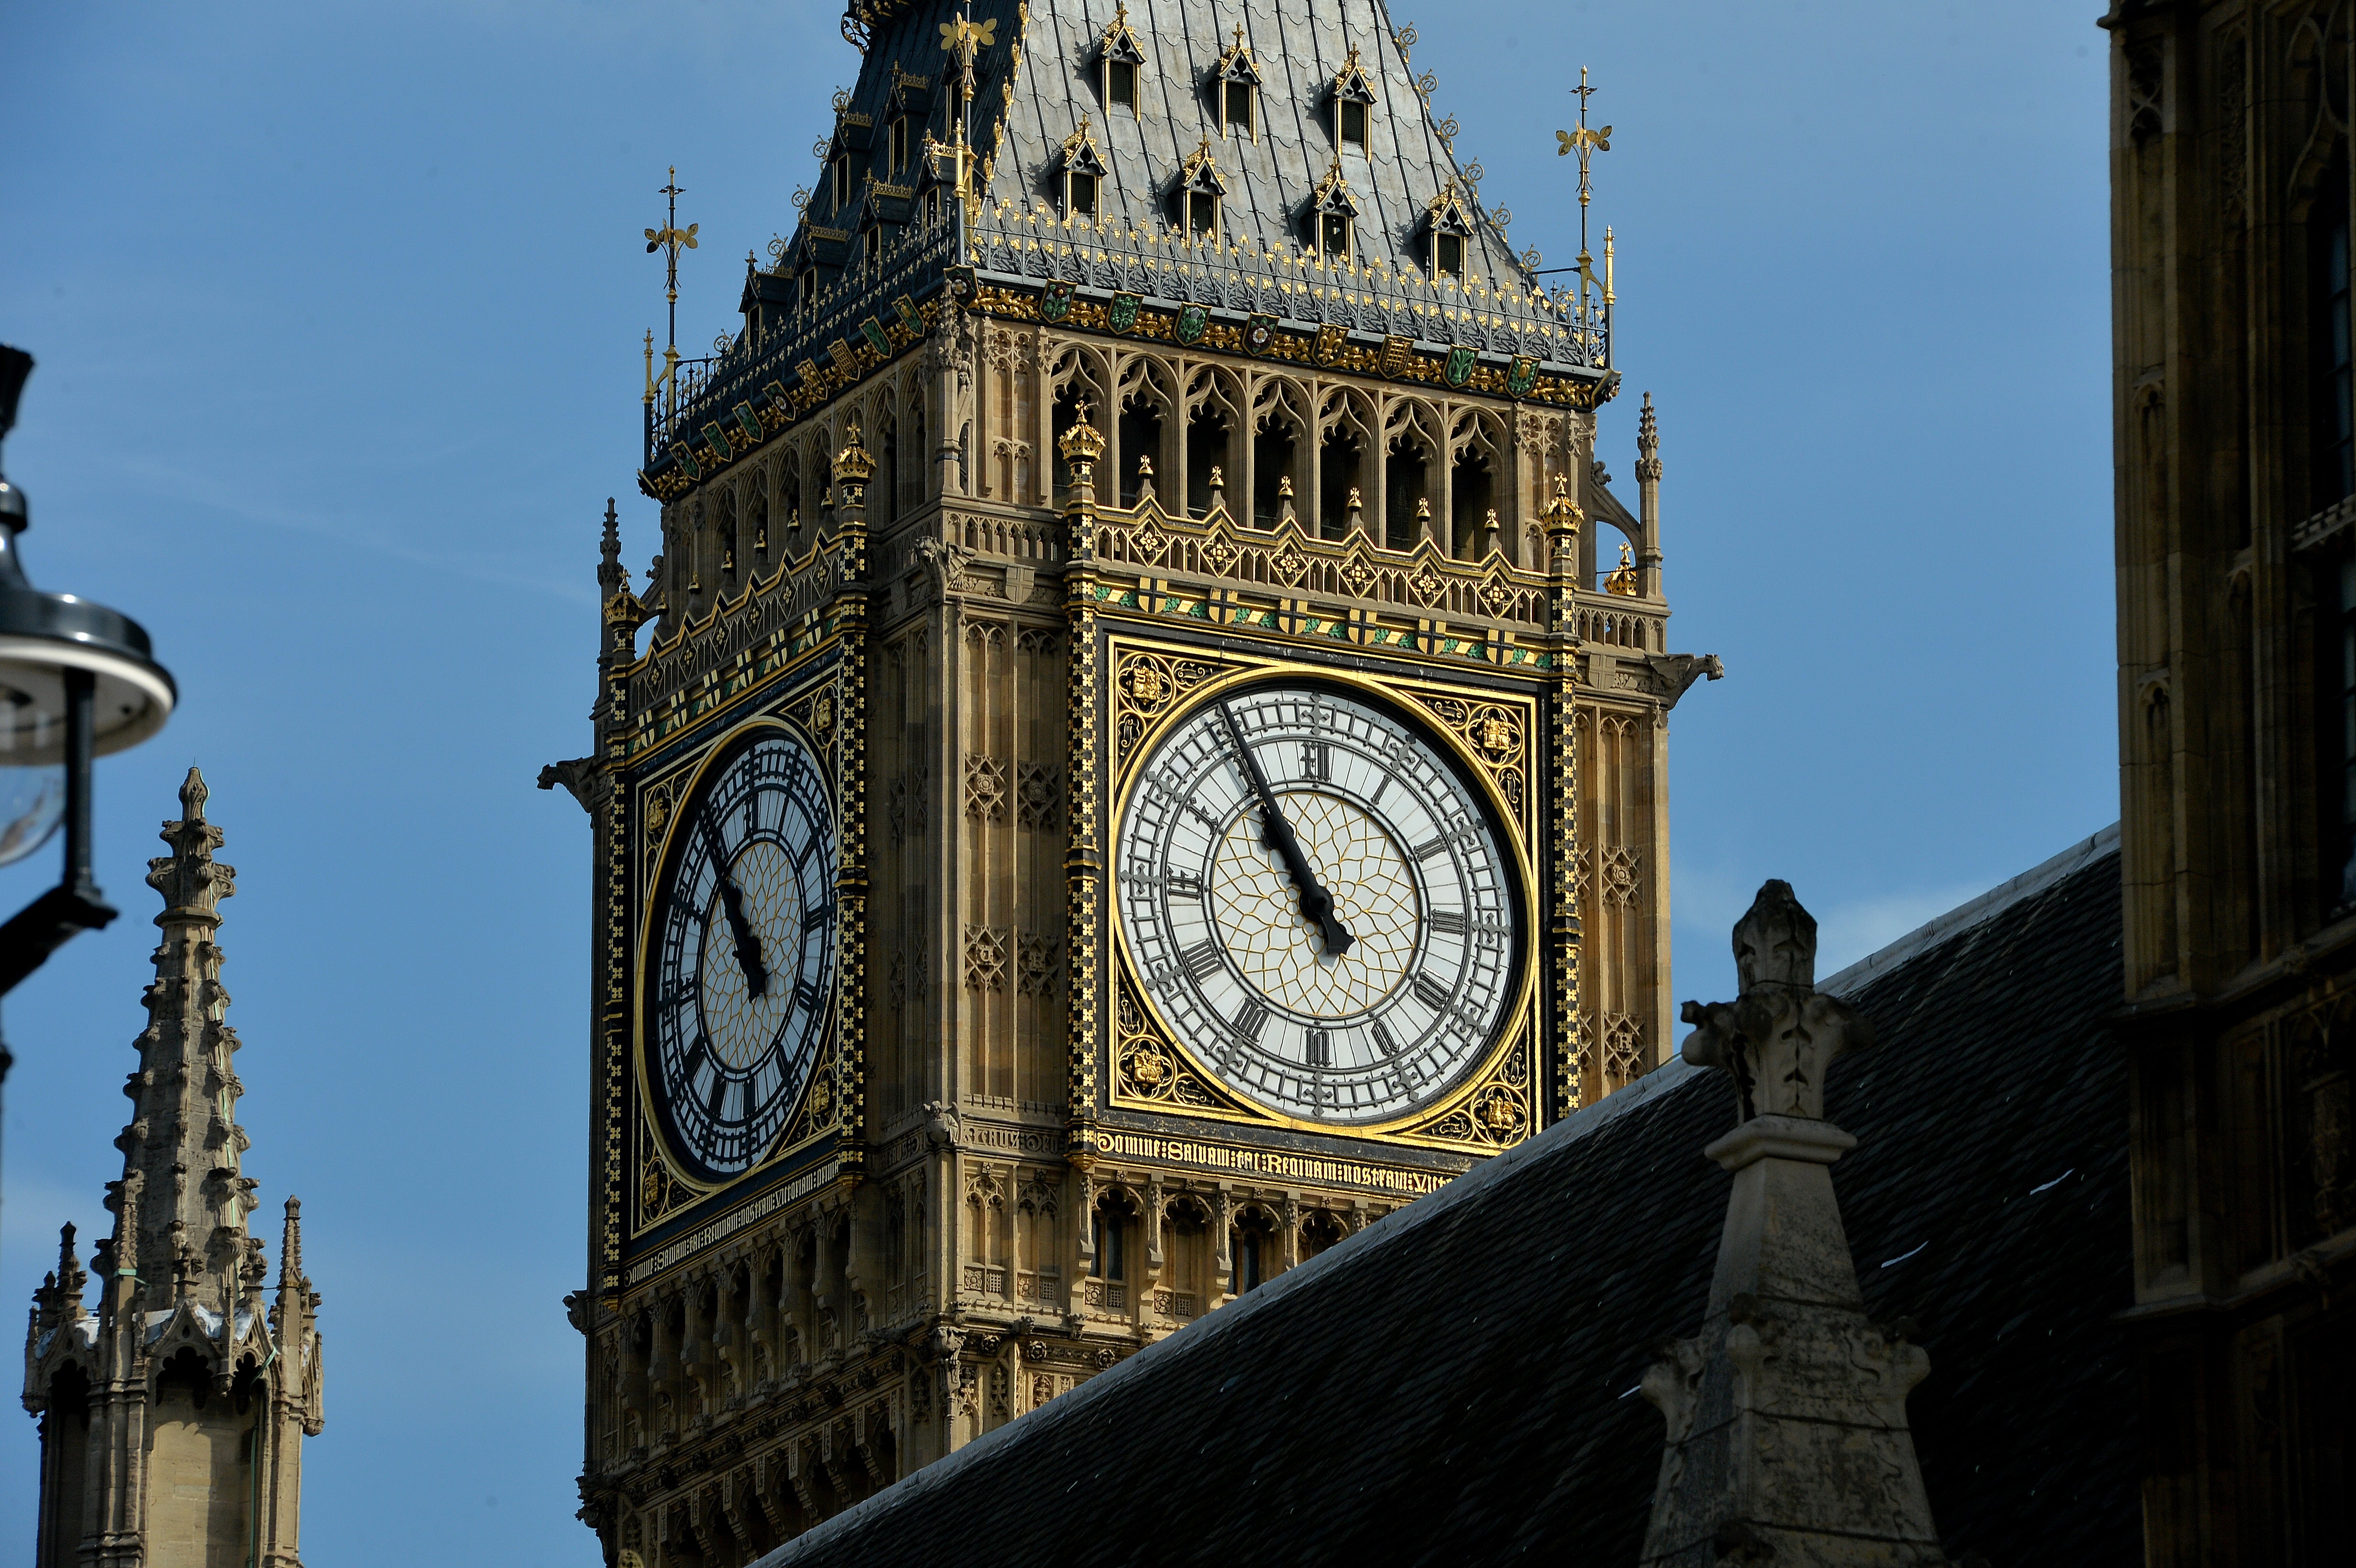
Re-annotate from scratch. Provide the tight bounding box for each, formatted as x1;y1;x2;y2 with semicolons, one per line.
1091;1205;1127;1281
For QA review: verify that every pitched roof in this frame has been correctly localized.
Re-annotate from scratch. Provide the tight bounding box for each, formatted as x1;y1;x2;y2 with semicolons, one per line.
647;0;1608;489
756;834;2137;1566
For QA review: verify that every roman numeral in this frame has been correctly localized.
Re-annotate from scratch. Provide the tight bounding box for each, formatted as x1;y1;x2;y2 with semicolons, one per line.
1429;909;1467;936
1167;872;1204;900
1412;836;1452;863
804;903;832;932
707;1073;729;1117
1232;998;1271;1044
1305;1028;1331;1067
1371;1019;1400;1058
1181;940;1223;982
796;980;823;1015
1299;742;1330;783
1413;973;1452;1012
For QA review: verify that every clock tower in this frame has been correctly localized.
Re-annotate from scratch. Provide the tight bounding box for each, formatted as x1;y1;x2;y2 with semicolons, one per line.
560;3;1716;1560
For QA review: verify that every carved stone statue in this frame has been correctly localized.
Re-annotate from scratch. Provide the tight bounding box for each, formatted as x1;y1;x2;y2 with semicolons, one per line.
1639;881;1948;1567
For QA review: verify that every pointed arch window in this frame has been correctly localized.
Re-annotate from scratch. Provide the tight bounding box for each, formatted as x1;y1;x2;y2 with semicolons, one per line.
1331;47;1376;151
1215;27;1261;140
1309;156;1358;261
1101;2;1145;117
1179;137;1226;241
1425;181;1474;280
1060;117;1108;222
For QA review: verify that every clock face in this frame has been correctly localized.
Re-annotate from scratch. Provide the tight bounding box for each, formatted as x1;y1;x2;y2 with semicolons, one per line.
646;730;838;1182
1115;682;1524;1125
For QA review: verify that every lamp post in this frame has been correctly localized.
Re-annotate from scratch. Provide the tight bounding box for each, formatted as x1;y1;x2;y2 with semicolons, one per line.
0;347;176;1008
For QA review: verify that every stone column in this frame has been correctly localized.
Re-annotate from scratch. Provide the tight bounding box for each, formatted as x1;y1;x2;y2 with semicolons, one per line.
1639;881;1947;1567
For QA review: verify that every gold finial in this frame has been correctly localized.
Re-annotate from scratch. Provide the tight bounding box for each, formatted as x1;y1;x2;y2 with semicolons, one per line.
1136;454;1153;477
1554;69;1613;316
1057;415;1105;466
834;420;875;484
1605;541;1640;597
1277;475;1293;497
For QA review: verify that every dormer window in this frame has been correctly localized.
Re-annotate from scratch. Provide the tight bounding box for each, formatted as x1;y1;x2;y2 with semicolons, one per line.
1215;27;1261;140
864;224;881;266
832;153;850;212
1179;137;1226;241
890;116;909;176
1309;156;1358;261
1332;47;1376;151
1061;117;1108;222
1425;181;1475;280
1100;3;1145;117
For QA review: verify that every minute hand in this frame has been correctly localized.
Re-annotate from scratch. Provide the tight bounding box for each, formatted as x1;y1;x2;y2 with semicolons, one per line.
1216;701;1354;957
698;815;772;998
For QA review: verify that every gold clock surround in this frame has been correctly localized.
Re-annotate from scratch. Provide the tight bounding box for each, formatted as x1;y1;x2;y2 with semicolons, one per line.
1101;645;1541;1151
631;685;847;1233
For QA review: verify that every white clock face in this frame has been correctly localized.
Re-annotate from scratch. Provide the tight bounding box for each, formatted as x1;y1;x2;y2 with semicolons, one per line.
647;731;838;1181
1116;683;1523;1124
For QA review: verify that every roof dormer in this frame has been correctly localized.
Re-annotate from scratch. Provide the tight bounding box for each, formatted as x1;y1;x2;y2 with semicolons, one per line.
1178;136;1227;241
1424;181;1475;279
1100;3;1146;117
1060;116;1109;222
1331;46;1377;151
1309;155;1359;261
1214;26;1261;140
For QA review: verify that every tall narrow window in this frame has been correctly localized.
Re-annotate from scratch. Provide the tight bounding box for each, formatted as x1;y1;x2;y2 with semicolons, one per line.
1321;213;1351;260
1332;48;1376;152
1225;82;1254;137
1436;233;1464;279
2317;167;2353;511
1092;1208;1127;1281
1342;100;1367;148
1109;60;1136;108
863;224;880;267
832;153;850;212
890;116;909;176
2329;559;2356;915
1189;191;1219;239
1233;1229;1262;1293
1070;172;1098;219
1101;6;1145;118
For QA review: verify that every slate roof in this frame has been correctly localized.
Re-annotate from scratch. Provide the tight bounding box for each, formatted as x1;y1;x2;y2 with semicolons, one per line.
648;0;1604;478
754;827;2137;1567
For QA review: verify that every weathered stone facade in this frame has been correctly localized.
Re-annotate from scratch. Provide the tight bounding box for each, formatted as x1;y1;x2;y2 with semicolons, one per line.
2104;0;2356;1555
21;770;324;1568
564;3;1718;1561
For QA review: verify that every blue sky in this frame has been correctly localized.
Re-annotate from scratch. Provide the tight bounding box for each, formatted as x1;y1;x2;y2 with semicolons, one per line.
0;2;2112;1559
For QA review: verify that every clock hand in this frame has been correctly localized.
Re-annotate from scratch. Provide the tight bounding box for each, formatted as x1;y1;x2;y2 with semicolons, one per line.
1214;699;1354;957
698;814;771;998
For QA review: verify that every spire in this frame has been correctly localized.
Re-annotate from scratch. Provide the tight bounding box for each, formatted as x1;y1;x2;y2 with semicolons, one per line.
273;1196;315;1344
118;765;254;1306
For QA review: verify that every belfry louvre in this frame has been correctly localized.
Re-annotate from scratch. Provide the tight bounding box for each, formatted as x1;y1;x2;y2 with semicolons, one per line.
565;1;1718;1560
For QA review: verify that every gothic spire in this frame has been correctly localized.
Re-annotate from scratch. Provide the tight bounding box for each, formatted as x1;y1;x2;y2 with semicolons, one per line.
113;765;255;1306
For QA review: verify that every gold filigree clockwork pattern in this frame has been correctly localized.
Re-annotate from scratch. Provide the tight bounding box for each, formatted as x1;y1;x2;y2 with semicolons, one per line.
1212;793;1418;1018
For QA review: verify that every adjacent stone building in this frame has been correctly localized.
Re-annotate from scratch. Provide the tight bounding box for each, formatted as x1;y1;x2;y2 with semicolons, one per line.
2103;1;2356;1554
21;770;325;1568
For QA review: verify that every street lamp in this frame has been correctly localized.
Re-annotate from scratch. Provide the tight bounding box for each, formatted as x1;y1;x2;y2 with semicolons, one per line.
0;346;176;999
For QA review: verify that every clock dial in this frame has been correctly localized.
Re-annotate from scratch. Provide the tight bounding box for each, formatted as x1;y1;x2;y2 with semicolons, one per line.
647;730;838;1181
1116;683;1523;1124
